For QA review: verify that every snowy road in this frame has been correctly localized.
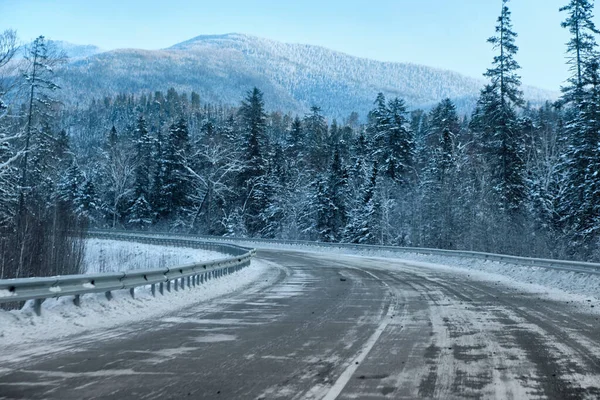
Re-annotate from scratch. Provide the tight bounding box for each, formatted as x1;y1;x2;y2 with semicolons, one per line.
1;250;600;399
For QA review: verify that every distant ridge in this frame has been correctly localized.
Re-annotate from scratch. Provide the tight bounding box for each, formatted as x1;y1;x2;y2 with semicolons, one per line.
57;33;558;118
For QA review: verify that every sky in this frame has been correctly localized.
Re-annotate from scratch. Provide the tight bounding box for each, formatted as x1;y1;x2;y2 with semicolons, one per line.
0;0;593;91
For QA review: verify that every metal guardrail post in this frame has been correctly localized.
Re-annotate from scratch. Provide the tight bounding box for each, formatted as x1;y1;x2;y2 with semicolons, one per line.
33;299;43;317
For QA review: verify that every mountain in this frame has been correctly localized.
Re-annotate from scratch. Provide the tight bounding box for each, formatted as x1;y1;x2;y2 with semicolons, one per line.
58;33;557;118
16;40;104;60
49;40;104;60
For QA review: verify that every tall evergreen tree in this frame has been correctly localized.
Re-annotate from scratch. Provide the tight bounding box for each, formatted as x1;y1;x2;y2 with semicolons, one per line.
317;149;349;242
304;106;329;172
558;0;600;253
560;0;599;105
161;118;191;227
128;115;153;228
421;100;460;249
345;163;381;244
386;98;414;184
473;0;526;214
238;88;269;236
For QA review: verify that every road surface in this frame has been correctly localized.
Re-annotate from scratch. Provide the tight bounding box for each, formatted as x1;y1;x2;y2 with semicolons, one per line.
1;249;599;399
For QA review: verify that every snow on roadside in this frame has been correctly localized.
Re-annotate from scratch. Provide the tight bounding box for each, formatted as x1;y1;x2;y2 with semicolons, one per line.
0;260;275;350
82;238;224;273
230;240;600;313
374;254;600;313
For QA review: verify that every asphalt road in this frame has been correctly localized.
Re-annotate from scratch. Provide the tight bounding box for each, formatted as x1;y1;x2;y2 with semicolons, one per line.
1;249;600;399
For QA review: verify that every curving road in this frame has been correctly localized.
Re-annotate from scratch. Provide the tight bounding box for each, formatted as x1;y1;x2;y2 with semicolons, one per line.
1;249;600;399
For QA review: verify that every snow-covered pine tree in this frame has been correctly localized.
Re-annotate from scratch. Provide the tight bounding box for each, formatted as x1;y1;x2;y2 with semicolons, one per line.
473;0;526;216
345;163;382;244
128;115;154;229
316;149;349;242
161;118;192;228
367;93;413;184
558;0;600;253
150;127;165;221
238;88;269;236
386;97;414;184
303;106;329;172
560;0;599;105
368;93;390;166
285;116;306;169
566;60;600;251
420;99;461;247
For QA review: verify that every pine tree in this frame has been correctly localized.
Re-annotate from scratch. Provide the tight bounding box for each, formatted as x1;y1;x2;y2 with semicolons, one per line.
128;195;153;229
16;36;66;231
304;106;329;171
386;98;414;184
484;0;524;110
560;0;599;105
161;118;191;227
238;88;269;236
558;0;600;253
317;149;349;242
345;163;381;244
428;99;461;147
368;93;389;170
565;60;600;250
421;100;459;249
473;0;526;214
368;94;413;183
286;116;305;168
129;115;154;227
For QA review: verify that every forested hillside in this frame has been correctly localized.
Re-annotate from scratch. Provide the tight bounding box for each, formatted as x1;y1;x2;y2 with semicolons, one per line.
57;33;556;119
1;0;599;281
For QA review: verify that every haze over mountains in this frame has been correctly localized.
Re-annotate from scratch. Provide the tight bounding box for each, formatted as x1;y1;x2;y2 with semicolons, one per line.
56;33;557;118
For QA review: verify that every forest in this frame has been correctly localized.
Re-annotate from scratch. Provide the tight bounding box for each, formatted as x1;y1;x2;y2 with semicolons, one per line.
1;0;600;280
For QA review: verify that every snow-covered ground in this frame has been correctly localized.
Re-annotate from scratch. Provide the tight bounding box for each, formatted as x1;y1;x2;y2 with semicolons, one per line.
0;238;274;350
365;254;600;315
0;260;275;349
227;240;600;313
82;238;224;273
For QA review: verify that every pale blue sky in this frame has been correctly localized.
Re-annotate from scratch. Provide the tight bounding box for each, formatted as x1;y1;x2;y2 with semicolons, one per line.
1;0;593;91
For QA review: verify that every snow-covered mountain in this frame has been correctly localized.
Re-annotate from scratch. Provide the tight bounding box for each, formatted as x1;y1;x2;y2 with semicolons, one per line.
49;40;104;60
58;33;557;118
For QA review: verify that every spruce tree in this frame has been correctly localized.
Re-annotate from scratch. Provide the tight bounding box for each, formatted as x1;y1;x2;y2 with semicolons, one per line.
421;99;460;249
286;116;305;169
473;0;526;214
318;149;349;242
368;94;413;183
161;118;191;226
558;0;600;253
303;106;329;172
128;115;153;228
386;98;414;184
239;88;269;236
560;0;599;105
345;163;381;244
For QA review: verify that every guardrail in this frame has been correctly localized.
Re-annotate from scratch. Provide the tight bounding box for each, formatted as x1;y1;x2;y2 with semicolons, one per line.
88;229;600;276
0;232;256;316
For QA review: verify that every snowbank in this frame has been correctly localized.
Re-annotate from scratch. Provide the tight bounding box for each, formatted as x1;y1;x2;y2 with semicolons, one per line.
0;260;274;351
82;238;224;273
